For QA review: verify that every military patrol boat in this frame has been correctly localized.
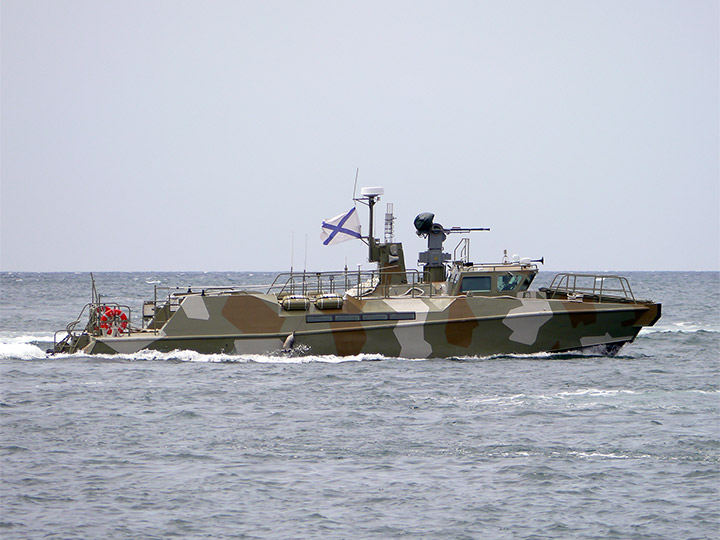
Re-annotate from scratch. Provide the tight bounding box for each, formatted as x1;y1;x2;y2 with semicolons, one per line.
52;187;661;357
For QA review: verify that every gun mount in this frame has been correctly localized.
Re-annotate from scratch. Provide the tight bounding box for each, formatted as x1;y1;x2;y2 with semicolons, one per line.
414;212;489;282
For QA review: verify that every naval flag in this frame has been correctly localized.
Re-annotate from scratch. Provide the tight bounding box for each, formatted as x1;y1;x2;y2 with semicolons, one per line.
321;207;362;246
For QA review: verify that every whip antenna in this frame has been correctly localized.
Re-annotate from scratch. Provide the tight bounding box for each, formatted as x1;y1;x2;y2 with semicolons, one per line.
290;232;294;273
352;168;359;200
304;234;308;273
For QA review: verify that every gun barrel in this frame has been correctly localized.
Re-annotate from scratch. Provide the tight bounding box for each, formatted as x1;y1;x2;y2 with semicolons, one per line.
446;227;490;233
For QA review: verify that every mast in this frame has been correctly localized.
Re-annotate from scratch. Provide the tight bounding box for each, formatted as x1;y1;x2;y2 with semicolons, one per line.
357;187;384;263
354;187;407;287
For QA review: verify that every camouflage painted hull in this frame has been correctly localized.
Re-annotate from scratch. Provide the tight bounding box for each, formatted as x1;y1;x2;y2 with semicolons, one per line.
71;291;661;358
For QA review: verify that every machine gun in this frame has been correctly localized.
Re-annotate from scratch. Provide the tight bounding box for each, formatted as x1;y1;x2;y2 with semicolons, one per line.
414;212;489;282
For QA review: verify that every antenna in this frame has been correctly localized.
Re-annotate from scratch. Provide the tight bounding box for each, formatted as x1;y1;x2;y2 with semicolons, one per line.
304;234;308;273
290;232;294;273
90;272;97;304
352;168;359;200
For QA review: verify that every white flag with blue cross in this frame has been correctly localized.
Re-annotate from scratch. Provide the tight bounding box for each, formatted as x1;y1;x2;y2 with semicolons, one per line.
320;207;362;246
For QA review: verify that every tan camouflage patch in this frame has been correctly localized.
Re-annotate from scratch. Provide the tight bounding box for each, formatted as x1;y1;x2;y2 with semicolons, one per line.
181;296;210;320
503;298;553;345
342;296;364;313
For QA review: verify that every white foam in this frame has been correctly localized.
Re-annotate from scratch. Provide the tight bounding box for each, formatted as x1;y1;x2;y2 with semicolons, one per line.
0;333;58;360
0;333;57;344
48;348;391;364
472;393;528;405
449;349;610;362
640;322;719;335
0;342;47;360
563;450;651;460
557;388;639;398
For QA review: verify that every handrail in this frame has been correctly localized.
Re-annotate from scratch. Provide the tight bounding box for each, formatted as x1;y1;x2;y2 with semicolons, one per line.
545;273;636;302
459;262;539;272
135;269;439;336
453;238;470;264
53;301;134;349
266;268;432;298
145;269;436;310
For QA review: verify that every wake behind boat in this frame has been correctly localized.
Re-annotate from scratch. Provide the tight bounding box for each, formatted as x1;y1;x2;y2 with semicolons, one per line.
52;187;660;357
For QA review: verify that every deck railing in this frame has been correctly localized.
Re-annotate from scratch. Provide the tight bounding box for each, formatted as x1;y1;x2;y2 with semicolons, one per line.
266;268;431;298
139;269;433;330
146;269;433;303
544;273;636;302
53;301;134;349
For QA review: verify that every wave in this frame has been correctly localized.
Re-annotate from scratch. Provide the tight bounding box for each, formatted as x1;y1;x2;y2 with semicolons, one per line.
1;324;712;363
0;333;58;344
0;333;58;360
0;346;634;364
556;388;639;398
640;322;719;335
459;387;640;404
91;349;388;364
0;342;48;360
450;348;635;361
0;336;637;363
0;340;390;364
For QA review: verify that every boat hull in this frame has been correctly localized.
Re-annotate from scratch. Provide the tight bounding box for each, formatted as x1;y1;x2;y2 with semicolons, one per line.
77;294;661;358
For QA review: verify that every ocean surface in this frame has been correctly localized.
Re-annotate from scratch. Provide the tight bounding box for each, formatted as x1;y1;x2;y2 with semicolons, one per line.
1;271;718;540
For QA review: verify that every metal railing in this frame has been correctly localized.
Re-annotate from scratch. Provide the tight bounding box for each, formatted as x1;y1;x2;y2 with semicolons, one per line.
453;238;470;264
53;301;134;349
144;269;433;305
266;268;432;299
544;273;636;302
135;269;435;333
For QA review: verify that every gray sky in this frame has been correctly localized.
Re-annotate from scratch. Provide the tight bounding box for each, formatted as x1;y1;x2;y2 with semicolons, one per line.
2;1;718;272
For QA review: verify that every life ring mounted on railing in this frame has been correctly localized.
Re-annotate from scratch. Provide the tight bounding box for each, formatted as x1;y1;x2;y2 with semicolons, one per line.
96;306;128;337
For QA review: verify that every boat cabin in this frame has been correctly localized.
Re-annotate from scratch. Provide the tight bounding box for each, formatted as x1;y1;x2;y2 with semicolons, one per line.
447;263;538;297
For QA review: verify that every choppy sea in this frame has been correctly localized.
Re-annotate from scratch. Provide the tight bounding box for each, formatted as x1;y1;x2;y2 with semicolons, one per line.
1;271;718;540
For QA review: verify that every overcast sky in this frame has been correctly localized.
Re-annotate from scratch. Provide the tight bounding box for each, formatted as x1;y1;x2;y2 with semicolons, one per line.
1;1;717;272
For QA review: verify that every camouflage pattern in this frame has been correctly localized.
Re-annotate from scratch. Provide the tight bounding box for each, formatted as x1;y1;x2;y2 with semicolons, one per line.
52;193;661;357
56;270;661;357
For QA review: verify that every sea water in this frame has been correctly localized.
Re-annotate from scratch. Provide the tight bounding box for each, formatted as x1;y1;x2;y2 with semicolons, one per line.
1;271;718;540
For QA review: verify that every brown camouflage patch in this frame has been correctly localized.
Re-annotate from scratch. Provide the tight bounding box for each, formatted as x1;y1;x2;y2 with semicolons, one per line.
562;303;598;328
446;298;479;348
623;304;662;327
331;325;367;355
222;296;284;333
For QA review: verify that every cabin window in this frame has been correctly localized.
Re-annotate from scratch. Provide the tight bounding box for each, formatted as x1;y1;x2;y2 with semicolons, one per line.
362;313;389;321
306;312;416;323
498;274;523;292
306;315;333;323
522;274;535;290
459;275;491;293
388;312;415;321
335;314;361;322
